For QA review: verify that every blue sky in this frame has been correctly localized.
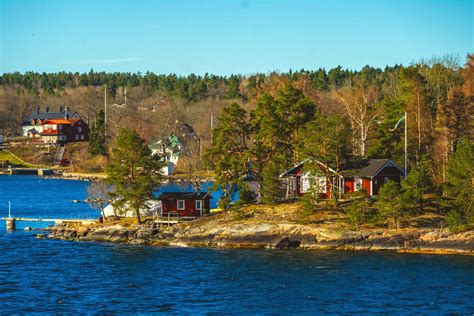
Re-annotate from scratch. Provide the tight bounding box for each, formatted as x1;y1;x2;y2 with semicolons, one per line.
0;0;472;75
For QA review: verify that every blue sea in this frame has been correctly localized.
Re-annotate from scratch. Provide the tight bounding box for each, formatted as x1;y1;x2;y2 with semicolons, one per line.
0;175;473;314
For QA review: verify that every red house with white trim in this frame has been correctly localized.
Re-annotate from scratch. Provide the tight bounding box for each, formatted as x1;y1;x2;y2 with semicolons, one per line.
280;159;405;199
157;192;211;217
39;118;89;144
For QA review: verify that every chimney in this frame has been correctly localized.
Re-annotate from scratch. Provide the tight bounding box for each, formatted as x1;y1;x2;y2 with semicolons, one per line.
37;106;40;114
45;107;50;113
59;106;64;113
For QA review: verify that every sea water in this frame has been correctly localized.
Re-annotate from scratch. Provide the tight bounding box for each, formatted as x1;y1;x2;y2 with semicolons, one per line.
0;175;473;314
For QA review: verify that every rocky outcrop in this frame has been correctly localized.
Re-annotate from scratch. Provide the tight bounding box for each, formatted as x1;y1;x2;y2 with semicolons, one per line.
47;220;474;255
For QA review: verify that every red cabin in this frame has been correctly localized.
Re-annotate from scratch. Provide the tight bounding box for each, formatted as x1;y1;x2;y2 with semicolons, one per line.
157;192;211;217
280;159;405;199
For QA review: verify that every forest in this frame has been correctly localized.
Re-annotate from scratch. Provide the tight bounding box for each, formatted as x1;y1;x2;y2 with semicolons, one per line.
0;55;472;230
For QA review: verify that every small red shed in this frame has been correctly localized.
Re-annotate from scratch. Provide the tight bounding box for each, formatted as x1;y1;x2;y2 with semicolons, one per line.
158;192;211;217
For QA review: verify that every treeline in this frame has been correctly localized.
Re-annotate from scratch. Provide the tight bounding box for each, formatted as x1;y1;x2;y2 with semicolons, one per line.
0;64;398;102
205;55;473;231
0;55;472;179
0;71;242;101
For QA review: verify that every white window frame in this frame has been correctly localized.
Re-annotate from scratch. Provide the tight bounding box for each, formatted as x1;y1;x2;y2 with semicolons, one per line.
318;177;327;193
383;177;389;184
80;135;84;140
301;174;310;193
355;178;363;191
195;200;202;210
177;200;185;210
77;126;82;132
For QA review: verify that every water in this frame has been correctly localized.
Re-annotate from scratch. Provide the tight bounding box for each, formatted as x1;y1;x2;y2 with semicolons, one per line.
0;175;473;314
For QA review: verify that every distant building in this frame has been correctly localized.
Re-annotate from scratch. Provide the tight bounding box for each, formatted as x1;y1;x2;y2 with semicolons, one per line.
157;192;211;217
39;118;89;145
22;107;81;137
150;134;182;175
280;159;405;199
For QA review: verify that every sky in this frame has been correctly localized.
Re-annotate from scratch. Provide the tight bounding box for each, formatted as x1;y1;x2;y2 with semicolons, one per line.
0;0;472;75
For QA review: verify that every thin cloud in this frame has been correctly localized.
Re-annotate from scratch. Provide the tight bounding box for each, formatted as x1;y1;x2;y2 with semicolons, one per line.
64;58;140;65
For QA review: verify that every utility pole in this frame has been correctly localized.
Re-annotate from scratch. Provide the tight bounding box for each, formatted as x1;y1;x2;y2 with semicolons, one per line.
404;111;408;178
104;85;107;125
390;112;408;178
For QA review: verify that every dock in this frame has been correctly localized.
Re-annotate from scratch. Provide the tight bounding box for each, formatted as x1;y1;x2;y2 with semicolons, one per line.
7;168;54;176
1;217;96;230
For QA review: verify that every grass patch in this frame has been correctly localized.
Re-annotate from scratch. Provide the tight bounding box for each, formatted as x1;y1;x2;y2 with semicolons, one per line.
0;150;34;167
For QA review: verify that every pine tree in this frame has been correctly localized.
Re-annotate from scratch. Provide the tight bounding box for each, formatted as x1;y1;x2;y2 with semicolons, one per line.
205;103;249;210
106;128;164;223
260;155;285;204
401;156;433;213
444;138;474;230
377;181;409;229
88;109;107;156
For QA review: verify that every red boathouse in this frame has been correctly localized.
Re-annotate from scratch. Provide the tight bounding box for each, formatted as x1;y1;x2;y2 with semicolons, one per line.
157;192;211;217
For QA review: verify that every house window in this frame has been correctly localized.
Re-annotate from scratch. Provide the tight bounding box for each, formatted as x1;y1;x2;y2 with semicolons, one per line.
80;135;84;140
78;126;82;132
301;174;310;193
195;200;202;210
384;177;389;184
58;125;62;130
177;200;185;210
355;178;363;190
75;135;79;140
318;177;326;193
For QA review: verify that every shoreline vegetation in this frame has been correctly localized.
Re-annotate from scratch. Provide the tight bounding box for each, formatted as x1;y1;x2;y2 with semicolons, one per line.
2;57;472;255
47;203;474;256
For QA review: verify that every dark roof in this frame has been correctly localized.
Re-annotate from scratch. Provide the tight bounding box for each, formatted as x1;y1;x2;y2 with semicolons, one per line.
157;192;209;200
280;158;404;178
350;159;404;177
25;110;80;122
279;158;310;177
280;159;339;178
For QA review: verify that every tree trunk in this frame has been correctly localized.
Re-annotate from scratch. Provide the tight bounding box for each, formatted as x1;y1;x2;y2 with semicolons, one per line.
135;208;142;224
395;217;401;230
100;207;107;222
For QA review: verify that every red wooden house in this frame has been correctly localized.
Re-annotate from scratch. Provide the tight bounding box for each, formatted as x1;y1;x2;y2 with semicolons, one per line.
39;118;89;144
280;159;405;199
157;192;211;217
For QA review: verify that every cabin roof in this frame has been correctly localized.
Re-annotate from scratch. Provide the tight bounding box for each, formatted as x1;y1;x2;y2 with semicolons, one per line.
352;159;404;177
279;158;310;177
280;158;404;178
157;192;209;200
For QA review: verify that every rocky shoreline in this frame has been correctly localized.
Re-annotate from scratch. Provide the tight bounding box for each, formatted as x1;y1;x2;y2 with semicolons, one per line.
45;172;107;181
45;172;214;182
47;219;474;256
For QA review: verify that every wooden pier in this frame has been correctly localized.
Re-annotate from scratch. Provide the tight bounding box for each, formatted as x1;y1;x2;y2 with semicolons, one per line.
1;217;96;230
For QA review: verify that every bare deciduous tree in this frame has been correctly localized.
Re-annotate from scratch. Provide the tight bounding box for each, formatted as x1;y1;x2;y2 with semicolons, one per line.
87;180;113;221
333;85;381;157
